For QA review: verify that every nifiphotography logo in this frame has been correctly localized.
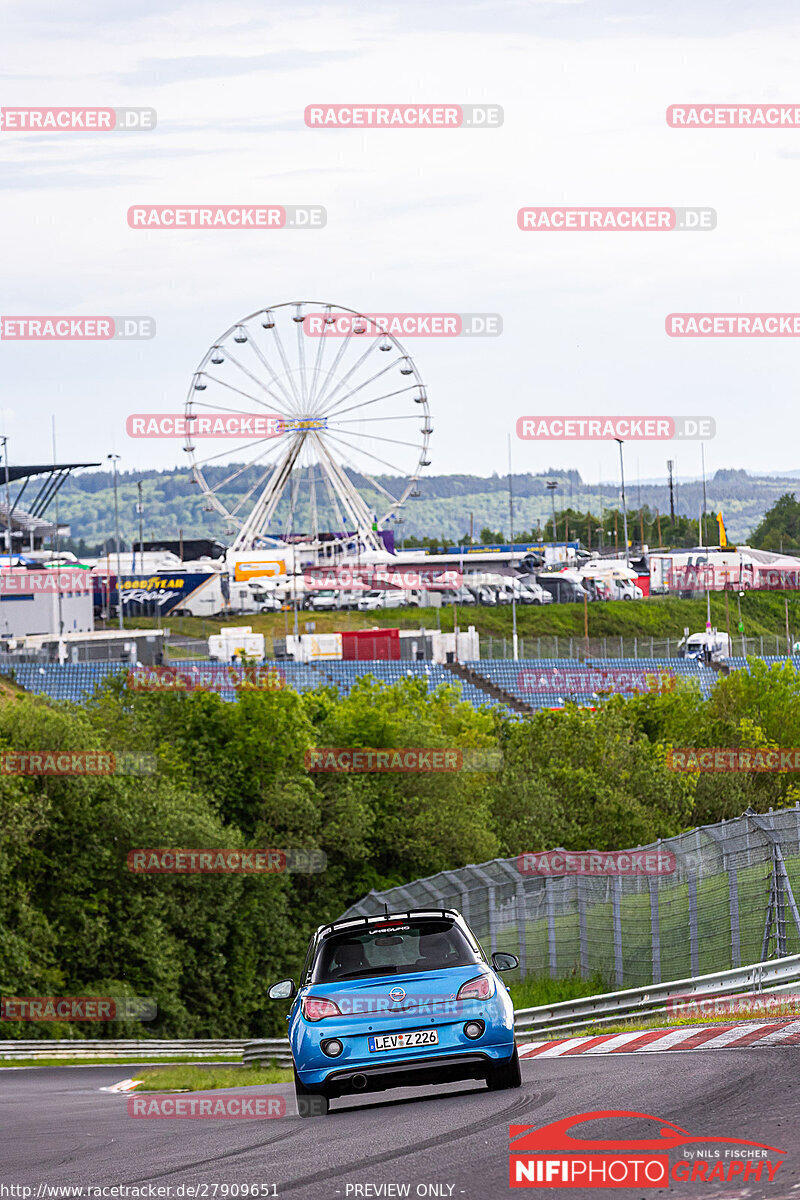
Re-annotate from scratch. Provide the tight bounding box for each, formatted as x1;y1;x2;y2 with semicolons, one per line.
509;1110;785;1188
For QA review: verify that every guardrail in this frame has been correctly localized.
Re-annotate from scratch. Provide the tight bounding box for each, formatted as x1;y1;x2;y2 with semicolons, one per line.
513;952;800;1040
6;955;800;1063
241;1040;294;1067
0;1040;247;1060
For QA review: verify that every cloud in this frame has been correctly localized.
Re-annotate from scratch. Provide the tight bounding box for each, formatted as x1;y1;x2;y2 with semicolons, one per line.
121;49;360;86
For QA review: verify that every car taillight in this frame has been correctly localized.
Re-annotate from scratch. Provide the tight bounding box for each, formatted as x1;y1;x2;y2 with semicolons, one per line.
302;996;342;1022
457;974;495;1002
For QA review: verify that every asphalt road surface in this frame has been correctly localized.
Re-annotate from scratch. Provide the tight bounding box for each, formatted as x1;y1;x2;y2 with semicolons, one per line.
1;1053;799;1198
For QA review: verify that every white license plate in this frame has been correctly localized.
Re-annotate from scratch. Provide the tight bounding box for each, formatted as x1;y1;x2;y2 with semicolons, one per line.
368;1029;439;1052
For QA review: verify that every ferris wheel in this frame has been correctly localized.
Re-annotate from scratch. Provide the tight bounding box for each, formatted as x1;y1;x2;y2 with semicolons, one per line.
183;301;432;553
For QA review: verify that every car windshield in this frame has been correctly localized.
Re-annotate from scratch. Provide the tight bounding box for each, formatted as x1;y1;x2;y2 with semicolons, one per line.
311;918;481;982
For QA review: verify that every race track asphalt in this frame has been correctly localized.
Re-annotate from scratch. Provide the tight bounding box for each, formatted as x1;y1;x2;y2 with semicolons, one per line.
1;1052;798;1198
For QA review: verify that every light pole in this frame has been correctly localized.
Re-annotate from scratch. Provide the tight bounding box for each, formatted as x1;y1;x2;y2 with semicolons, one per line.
108;455;123;630
0;437;11;556
614;438;630;569
508;435;518;660
547;480;558;563
136;481;144;574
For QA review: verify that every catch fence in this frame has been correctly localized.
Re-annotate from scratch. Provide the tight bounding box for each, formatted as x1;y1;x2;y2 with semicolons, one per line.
340;808;800;989
482;635;791;660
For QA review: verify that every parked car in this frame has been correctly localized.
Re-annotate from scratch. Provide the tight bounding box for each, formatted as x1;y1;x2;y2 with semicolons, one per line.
305;589;340;612
601;577;644;601
516;579;552;605
466;584;498;606
335;590;364;610
258;594;283;613
269;908;520;1116
439;586;476;606
536;573;591;603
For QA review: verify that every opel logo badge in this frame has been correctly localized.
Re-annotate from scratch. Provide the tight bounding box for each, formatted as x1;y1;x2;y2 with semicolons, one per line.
389;987;406;1003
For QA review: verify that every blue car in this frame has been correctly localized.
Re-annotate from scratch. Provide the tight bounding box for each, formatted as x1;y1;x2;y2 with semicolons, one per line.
268;908;520;1116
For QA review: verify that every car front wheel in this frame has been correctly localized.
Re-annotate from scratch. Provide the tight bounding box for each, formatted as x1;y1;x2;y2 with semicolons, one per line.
486;1046;521;1091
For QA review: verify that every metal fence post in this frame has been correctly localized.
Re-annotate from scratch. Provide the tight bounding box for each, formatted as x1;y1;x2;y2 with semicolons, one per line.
578;876;588;980
612;878;623;987
487;884;497;955
728;864;741;968
546;877;557;978
516;878;528;976
649;878;661;984
688;873;700;977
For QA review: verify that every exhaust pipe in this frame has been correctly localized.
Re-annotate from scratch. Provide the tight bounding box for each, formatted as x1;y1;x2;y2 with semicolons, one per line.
351;1073;367;1090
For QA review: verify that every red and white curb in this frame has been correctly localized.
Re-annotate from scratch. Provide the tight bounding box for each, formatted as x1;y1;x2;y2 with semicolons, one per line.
518;1019;800;1057
99;1077;142;1093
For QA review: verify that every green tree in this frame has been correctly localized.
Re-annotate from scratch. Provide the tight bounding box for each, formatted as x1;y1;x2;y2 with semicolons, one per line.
750;493;800;552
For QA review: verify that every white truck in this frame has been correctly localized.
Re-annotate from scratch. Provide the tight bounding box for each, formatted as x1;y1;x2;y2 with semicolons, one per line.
677;628;732;662
208;626;266;662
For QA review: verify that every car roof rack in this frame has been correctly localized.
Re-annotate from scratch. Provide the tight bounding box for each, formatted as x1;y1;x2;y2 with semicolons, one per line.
314;909;460;938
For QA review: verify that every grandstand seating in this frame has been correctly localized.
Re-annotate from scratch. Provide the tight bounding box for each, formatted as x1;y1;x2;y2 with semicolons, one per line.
1;654;798;713
469;657;722;708
0;661;127;704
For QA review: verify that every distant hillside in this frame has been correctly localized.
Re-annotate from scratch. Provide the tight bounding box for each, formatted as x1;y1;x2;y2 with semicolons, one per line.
49;465;800;551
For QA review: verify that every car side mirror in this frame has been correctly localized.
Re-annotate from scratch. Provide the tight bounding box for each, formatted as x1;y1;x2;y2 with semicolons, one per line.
491;952;519;972
268;978;296;1000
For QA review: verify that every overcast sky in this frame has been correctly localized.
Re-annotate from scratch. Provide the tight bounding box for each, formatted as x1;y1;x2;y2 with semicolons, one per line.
3;0;800;499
